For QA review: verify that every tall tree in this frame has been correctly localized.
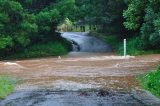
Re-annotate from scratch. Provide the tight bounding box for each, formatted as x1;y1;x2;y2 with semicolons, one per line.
74;0;127;36
124;0;160;49
0;0;37;55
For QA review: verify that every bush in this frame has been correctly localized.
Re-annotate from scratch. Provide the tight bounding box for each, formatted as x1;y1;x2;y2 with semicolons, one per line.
0;76;15;99
7;41;70;60
89;32;160;55
140;66;160;97
117;37;143;55
103;35;143;55
117;37;160;55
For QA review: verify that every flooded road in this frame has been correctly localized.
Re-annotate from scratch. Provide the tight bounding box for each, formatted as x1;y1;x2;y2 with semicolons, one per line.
61;32;112;52
0;53;160;106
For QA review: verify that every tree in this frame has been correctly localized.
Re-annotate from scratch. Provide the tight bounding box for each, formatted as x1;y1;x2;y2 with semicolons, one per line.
74;0;127;36
0;0;37;55
124;0;160;49
16;0;56;12
36;8;60;42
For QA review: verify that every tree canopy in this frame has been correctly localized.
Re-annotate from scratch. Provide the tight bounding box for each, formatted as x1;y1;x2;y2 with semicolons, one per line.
124;0;160;49
0;0;75;56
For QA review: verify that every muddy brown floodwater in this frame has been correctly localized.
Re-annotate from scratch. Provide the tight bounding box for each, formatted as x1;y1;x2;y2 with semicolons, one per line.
0;52;160;106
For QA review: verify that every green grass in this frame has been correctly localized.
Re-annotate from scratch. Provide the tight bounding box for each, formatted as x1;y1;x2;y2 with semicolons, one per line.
117;38;160;55
103;35;160;56
6;41;71;60
117;38;143;55
104;36;144;55
139;66;160;97
0;76;15;99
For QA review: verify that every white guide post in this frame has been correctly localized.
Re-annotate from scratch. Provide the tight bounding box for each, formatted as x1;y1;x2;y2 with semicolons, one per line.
124;39;127;57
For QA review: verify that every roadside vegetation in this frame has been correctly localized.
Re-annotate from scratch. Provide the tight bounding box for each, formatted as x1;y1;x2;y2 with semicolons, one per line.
103;35;160;56
1;0;160;58
0;76;16;99
5;41;71;60
0;0;75;60
89;32;159;56
139;66;160;97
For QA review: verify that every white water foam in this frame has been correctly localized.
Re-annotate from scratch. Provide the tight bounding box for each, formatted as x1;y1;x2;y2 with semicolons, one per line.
52;80;101;91
61;56;135;62
3;62;25;68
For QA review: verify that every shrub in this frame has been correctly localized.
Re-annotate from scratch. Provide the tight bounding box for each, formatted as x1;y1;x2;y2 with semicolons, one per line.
7;41;70;60
140;66;160;97
0;76;15;99
117;37;143;55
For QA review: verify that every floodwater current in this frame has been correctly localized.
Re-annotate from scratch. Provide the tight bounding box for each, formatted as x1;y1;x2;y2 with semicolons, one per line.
0;33;160;106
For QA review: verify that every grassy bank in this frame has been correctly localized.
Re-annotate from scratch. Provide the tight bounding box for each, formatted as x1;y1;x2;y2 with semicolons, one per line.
103;35;145;55
4;40;71;60
139;66;160;97
90;32;142;55
0;76;15;99
90;31;160;55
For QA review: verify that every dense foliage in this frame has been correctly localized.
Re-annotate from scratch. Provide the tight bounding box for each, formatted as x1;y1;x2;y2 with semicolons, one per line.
0;0;75;59
124;0;160;50
0;0;160;58
0;0;37;53
73;0;128;36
